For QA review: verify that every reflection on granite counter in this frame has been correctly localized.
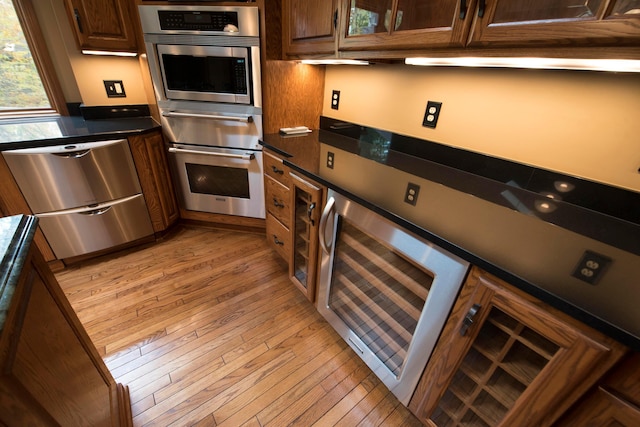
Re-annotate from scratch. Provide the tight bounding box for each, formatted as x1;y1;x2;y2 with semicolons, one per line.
0;215;37;333
0;116;160;150
261;116;640;351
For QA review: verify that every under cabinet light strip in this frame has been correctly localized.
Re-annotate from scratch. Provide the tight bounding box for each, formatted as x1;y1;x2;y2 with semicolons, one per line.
405;57;640;73
82;50;138;57
300;59;369;65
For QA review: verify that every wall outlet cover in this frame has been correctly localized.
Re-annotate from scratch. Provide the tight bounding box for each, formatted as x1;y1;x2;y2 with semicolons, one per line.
423;101;442;128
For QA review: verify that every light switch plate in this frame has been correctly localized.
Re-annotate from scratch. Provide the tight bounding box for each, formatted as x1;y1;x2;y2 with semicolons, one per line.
104;80;126;98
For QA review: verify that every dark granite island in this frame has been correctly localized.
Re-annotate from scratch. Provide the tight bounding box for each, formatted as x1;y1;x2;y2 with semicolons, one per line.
0;215;133;426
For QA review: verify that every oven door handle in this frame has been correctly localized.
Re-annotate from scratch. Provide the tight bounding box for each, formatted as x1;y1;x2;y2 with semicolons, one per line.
319;196;336;254
162;111;254;123
168;147;255;161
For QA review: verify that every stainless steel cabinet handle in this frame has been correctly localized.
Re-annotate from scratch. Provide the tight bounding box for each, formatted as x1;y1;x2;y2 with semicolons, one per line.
74;8;83;33
52;149;91;158
319;197;336;254
79;206;112;216
460;0;467;19
308;202;316;226
168;147;254;161
162;111;253;123
460;304;482;336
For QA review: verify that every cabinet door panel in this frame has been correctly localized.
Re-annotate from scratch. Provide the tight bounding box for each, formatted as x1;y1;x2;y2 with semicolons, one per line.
65;0;137;51
283;0;339;55
468;0;640;47
410;267;626;427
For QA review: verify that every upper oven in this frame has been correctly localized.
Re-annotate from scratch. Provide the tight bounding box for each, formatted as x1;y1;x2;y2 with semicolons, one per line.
139;5;262;109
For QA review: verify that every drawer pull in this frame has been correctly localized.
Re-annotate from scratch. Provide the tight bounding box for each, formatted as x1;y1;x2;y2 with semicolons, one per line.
273;235;284;246
308;202;316;226
271;165;284;175
460;304;481;336
273;198;285;208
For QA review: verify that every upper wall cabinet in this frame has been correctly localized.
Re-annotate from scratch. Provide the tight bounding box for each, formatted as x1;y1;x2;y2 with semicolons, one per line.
63;0;138;52
283;0;340;55
338;0;476;50
468;0;640;47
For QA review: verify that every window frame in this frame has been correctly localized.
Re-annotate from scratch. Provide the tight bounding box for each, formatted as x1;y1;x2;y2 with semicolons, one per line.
3;0;68;118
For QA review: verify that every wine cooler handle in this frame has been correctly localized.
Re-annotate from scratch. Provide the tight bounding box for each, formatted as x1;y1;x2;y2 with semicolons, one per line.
319;197;336;254
308;202;316;226
460;304;481;336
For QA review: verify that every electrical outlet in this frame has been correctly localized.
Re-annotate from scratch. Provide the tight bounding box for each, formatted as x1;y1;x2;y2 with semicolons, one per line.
331;90;340;110
422;101;442;128
326;152;335;169
104;80;126;98
572;250;612;285
404;183;420;206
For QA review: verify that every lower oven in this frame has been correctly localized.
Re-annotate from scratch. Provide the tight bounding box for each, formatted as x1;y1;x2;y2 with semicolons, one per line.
168;143;265;219
317;189;470;405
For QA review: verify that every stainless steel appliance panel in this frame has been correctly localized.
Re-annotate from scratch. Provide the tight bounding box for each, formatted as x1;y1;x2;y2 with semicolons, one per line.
160;108;262;150
169;144;265;218
318;189;470;405
2;139;141;213
36;194;154;259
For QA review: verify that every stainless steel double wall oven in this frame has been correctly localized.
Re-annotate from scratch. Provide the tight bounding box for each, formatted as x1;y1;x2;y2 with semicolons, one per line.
139;5;265;219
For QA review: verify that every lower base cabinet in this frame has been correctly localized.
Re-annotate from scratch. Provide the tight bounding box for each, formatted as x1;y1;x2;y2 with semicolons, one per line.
409;266;627;427
0;235;132;426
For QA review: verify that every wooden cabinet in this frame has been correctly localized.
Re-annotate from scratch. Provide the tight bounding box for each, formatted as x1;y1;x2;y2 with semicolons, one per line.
63;0;138;52
339;0;475;50
0;223;132;426
289;172;322;302
282;0;640;58
556;352;640;426
468;0;640;47
264;150;293;260
128;130;179;234
263;150;324;302
283;0;340;55
409;266;627;427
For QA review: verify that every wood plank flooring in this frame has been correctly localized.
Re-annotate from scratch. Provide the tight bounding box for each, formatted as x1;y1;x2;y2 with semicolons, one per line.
54;225;423;427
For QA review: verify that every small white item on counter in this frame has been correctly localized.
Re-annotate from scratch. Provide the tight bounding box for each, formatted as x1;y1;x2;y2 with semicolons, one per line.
279;126;312;135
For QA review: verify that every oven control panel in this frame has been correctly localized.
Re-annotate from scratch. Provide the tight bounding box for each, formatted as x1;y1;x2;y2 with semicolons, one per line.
158;11;238;31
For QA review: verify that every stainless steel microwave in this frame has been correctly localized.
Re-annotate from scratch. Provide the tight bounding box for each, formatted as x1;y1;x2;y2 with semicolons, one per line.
139;5;262;108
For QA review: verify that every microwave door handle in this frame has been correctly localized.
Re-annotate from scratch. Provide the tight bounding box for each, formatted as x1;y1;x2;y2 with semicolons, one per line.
162;111;253;123
168;147;255;161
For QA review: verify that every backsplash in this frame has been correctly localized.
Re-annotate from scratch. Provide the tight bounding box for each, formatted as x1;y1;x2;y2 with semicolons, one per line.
322;64;640;193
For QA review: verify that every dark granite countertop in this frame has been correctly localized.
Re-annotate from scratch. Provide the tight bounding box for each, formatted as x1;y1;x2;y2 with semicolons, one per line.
0;116;161;150
0;215;37;333
261;117;640;351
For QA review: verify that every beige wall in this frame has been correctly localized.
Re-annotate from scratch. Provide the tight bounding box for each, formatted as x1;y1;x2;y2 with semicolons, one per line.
323;64;640;192
36;0;149;107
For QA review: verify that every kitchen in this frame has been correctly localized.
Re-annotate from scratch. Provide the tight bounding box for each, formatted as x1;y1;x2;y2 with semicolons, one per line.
1;0;639;426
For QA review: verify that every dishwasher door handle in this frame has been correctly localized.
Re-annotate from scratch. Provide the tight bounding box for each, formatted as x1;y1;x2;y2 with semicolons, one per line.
162;111;253;123
168;147;255;161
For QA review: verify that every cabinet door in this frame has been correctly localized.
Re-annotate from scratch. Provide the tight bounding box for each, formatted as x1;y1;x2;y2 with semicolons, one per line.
409;267;626;427
289;173;323;302
283;0;340;55
129;131;179;233
468;0;640;47
340;0;475;50
64;0;137;52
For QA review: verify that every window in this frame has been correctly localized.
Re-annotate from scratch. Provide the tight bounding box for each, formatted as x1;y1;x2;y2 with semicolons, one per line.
0;0;67;117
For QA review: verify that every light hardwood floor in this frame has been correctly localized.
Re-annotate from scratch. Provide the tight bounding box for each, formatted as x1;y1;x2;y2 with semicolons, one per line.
55;225;423;427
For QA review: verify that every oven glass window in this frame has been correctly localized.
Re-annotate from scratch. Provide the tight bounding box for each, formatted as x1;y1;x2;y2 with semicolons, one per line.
185;163;250;199
328;219;435;377
162;54;248;95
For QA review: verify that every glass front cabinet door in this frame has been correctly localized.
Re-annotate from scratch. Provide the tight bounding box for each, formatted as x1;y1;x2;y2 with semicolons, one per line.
339;0;476;50
467;0;640;47
289;173;323;302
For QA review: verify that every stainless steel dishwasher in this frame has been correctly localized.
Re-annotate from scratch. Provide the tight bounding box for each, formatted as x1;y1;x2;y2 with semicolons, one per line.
2;139;153;259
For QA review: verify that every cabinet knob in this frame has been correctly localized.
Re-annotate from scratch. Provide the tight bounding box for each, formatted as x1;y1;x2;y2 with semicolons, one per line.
271;165;284;175
273;235;284;246
273;198;285;208
460;304;481;336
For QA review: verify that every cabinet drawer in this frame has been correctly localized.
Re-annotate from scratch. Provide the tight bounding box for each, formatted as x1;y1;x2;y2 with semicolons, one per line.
264;151;291;188
266;213;291;262
265;175;291;228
